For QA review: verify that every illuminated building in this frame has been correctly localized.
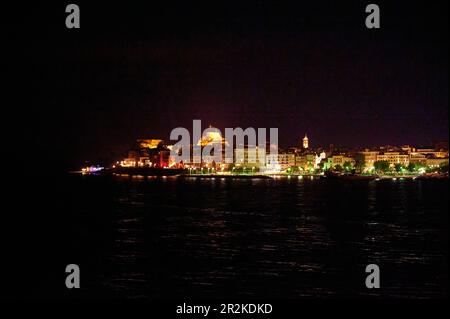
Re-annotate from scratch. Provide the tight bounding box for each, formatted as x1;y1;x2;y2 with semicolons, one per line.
197;131;228;147
295;154;315;170
315;151;327;167
278;153;296;170
137;139;163;149
121;158;137;167
323;155;355;170
376;152;409;167
265;153;295;172
413;148;449;158
193;130;230;166
426;157;449;168
357;150;379;171
265;153;280;172
303;134;309;149
409;152;427;165
234;147;266;169
118;139;171;168
332;155;355;167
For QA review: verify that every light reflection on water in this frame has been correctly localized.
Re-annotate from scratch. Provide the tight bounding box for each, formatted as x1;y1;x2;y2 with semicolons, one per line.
72;175;448;298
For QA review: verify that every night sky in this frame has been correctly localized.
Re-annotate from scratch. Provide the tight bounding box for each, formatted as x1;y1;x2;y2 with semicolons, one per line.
7;1;449;169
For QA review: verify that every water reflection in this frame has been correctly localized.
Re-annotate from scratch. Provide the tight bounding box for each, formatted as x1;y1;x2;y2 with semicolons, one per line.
70;176;448;298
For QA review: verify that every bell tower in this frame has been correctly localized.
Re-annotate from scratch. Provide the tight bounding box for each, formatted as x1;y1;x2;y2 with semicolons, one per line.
303;134;309;149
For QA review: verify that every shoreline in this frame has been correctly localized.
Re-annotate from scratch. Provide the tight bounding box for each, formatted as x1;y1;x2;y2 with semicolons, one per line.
71;170;448;180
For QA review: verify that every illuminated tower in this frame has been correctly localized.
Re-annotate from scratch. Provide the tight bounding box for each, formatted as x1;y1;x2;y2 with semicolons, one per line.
303;134;309;149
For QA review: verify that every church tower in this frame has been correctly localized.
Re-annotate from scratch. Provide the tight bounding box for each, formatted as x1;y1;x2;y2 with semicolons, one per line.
303;134;309;149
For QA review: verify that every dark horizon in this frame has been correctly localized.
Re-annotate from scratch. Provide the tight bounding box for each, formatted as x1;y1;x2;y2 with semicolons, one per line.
8;1;449;169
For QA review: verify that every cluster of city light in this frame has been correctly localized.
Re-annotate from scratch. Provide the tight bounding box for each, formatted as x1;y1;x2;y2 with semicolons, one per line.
101;130;449;179
81;166;104;174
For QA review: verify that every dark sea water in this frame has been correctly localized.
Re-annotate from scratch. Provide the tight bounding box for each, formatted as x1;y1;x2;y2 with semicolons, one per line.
31;175;449;299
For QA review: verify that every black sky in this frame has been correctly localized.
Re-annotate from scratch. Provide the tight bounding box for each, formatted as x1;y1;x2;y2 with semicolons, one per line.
7;1;449;169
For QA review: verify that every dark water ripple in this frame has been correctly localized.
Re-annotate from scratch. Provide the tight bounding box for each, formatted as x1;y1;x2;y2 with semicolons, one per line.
67;175;448;298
